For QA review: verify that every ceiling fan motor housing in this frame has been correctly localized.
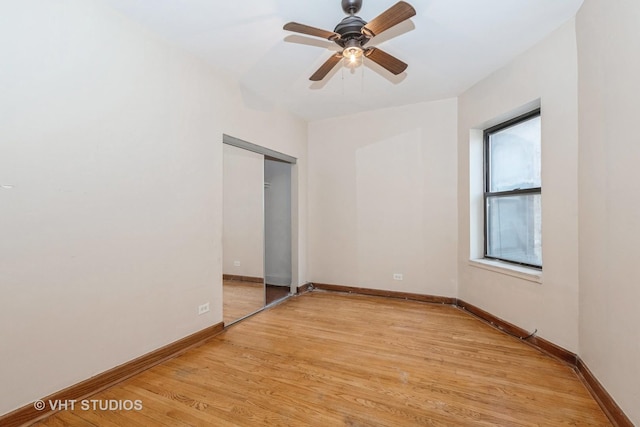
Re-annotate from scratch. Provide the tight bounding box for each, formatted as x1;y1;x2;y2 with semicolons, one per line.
334;15;368;47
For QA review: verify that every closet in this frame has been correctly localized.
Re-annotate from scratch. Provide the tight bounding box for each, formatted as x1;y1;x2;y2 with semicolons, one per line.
222;135;295;325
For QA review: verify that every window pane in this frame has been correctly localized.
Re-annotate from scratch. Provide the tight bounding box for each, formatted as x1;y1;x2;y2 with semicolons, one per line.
488;116;541;192
486;194;541;266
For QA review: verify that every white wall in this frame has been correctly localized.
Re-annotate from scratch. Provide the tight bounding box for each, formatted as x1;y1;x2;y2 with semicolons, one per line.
223;144;263;278
0;0;307;415
308;99;458;297
457;20;580;351
576;0;640;423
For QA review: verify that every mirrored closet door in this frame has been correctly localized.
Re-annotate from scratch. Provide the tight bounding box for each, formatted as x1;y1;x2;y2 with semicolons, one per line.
222;136;295;325
222;143;265;325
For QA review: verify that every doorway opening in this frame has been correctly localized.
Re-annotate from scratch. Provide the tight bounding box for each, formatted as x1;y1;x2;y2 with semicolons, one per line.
264;156;292;305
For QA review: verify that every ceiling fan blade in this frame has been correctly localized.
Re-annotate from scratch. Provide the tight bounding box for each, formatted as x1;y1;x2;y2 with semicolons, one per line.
283;22;340;41
364;48;407;75
361;1;416;38
310;54;343;81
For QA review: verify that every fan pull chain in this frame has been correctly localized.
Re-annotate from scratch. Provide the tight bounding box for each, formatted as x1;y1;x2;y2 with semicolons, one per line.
361;57;365;94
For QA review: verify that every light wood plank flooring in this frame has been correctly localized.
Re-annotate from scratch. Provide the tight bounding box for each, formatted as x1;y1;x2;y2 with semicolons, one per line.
32;291;611;426
223;279;264;325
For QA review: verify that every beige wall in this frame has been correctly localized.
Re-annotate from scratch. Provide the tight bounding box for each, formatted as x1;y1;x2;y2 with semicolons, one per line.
0;0;306;415
457;20;580;352
308;99;458;297
223;145;264;278
576;0;640;422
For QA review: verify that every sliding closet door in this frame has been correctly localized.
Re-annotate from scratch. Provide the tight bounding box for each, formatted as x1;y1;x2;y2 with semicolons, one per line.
222;134;296;317
264;157;292;305
222;144;265;324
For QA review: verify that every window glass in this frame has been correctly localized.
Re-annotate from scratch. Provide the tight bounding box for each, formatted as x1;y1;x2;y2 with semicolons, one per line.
488;116;541;192
486;194;542;266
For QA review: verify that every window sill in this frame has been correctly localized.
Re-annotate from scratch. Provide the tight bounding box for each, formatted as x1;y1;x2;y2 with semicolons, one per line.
468;259;542;283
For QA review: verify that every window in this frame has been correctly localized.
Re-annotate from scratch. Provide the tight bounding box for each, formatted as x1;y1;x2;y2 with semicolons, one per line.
484;109;541;269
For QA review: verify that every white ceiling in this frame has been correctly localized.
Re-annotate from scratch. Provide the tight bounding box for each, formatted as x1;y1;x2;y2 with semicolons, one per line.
104;0;583;121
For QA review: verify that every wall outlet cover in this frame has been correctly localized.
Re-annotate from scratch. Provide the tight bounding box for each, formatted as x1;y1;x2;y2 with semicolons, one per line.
198;302;210;315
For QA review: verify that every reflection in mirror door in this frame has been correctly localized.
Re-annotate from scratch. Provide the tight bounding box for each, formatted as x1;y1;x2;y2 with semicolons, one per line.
222;144;265;325
264;157;293;305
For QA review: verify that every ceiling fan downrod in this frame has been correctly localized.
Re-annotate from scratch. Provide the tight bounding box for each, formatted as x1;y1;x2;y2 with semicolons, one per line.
341;0;363;15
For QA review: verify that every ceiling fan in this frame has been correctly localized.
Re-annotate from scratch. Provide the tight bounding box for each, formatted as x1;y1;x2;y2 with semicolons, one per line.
283;0;416;81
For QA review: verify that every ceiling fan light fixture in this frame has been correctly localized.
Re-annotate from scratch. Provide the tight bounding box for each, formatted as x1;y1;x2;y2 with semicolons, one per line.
344;45;364;63
342;39;364;65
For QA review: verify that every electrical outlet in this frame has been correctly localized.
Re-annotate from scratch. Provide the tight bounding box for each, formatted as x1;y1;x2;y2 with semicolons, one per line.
233;261;241;267
198;302;210;315
393;273;403;281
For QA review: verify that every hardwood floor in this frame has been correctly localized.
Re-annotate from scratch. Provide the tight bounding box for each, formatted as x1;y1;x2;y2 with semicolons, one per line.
265;284;290;305
32;291;611;426
223;279;264;325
